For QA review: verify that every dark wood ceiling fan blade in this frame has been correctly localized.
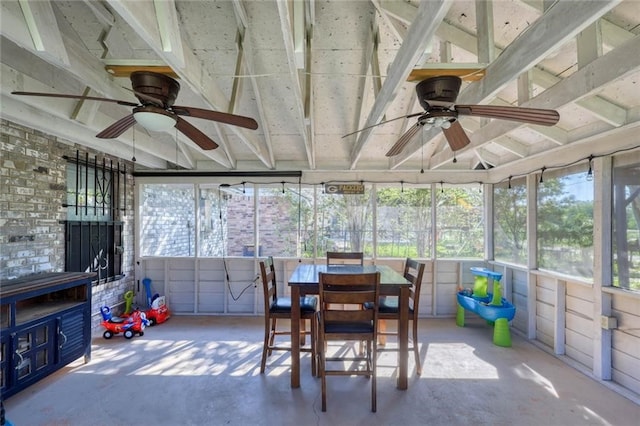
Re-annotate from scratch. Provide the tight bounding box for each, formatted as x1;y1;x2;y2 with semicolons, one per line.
96;114;136;139
442;121;470;151
386;123;422;157
12;91;139;107
342;112;424;138
173;106;258;130
455;104;560;126
175;116;219;150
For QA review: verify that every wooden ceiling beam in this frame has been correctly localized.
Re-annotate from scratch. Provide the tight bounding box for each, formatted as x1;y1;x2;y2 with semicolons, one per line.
232;0;272;170
276;0;314;169
349;0;453;169
104;64;177;78
18;0;70;66
428;34;640;169
392;0;623;169
106;0;271;169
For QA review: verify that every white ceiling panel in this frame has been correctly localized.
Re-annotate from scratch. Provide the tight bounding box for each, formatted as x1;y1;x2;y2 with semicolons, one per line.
0;0;637;179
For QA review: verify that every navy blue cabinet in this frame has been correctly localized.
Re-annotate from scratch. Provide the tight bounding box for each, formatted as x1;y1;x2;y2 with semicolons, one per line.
0;272;94;399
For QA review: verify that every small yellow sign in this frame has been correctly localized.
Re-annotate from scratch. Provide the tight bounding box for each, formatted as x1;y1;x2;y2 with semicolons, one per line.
324;184;365;194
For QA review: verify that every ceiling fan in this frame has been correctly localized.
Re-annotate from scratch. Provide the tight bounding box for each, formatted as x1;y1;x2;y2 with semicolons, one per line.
344;75;559;157
12;71;258;150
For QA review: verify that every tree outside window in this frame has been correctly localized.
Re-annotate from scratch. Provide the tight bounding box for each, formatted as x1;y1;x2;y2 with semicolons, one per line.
537;169;593;279
494;178;527;265
317;188;373;256
436;186;483;258
376;187;432;258
613;162;640;291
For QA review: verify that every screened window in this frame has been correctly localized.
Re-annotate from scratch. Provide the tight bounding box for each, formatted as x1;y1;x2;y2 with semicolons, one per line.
537;168;593;279
198;185;225;257
613;162;640;291
494;178;527;264
317;186;373;256
220;185;255;257
376;187;432;258
436;185;483;258
257;185;315;258
140;183;195;257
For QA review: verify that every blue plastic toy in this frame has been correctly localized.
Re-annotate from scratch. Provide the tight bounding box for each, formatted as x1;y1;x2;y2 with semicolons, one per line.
456;267;516;347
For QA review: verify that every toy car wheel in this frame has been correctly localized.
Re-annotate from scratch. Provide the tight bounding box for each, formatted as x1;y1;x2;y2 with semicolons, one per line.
103;330;113;339
139;331;144;337
124;329;134;339
148;318;156;326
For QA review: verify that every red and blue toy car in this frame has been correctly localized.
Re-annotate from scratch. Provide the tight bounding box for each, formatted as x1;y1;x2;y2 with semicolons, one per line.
100;306;149;339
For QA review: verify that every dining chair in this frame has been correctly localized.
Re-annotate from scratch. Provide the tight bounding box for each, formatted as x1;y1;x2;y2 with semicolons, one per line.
326;251;364;266
316;271;380;412
376;258;426;375
259;256;317;375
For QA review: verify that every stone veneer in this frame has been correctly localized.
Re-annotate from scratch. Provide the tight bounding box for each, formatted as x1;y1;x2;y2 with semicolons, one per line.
0;119;135;334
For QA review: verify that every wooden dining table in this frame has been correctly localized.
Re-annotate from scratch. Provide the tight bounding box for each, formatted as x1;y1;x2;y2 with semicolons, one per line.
288;263;412;390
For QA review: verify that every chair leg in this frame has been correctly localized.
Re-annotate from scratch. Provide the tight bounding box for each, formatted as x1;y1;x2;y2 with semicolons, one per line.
320;335;327;412
378;319;387;345
310;317;317;377
300;319;307;346
371;340;377;413
268;318;277;355
412;319;421;376
260;316;271;374
366;340;373;377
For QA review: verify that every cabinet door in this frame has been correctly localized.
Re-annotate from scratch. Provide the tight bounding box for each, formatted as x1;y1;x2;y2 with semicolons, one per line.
57;308;89;364
11;318;57;391
0;333;8;396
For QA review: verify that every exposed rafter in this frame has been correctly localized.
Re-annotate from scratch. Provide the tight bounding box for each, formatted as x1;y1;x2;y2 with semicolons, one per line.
18;0;69;65
428;35;640;169
349;0;453;169
230;0;272;170
276;0;314;169
391;0;623;168
106;0;272;168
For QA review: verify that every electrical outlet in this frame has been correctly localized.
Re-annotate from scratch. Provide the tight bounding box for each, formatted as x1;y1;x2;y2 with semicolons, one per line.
600;315;618;330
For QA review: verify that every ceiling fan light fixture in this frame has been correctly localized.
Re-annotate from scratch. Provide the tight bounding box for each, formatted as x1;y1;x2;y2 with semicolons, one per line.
133;111;177;132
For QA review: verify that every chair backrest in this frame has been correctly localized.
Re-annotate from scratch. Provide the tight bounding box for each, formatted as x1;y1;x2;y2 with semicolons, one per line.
404;258;425;316
318;272;380;331
259;256;277;311
326;251;364;266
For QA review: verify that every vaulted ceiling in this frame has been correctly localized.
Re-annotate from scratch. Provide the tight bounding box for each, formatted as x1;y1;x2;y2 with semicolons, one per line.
1;1;639;183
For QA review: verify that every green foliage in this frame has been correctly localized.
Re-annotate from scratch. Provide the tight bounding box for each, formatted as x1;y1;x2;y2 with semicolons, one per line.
377;188;432;257
436;187;484;258
537;173;594;277
494;182;527;263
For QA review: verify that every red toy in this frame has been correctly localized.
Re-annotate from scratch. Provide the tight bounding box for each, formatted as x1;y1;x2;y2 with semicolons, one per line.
142;278;171;326
100;306;149;339
146;294;171;326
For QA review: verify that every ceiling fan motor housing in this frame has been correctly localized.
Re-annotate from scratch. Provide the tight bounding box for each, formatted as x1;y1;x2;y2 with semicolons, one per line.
416;76;462;109
130;71;180;107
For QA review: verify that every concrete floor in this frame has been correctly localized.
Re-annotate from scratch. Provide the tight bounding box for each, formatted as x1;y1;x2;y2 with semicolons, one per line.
4;316;640;426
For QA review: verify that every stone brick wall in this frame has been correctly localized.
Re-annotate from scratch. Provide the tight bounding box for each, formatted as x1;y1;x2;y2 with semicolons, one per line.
0;119;135;334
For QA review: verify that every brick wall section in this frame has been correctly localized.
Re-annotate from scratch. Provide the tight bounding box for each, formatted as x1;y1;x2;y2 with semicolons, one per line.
0;119;135;335
140;184;195;256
